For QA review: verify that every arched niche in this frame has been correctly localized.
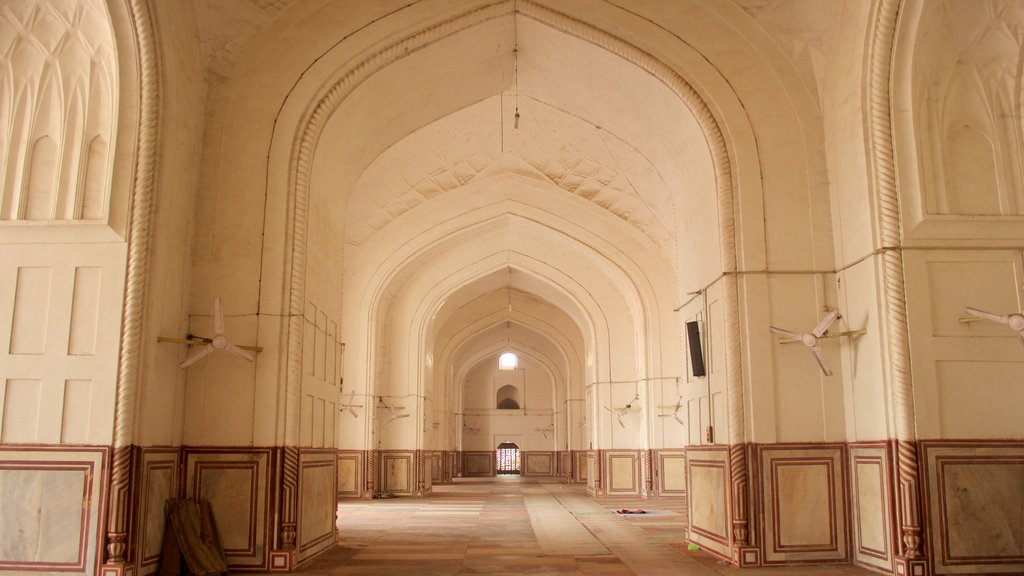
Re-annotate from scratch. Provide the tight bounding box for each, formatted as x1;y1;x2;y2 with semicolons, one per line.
0;0;128;234
892;0;1024;238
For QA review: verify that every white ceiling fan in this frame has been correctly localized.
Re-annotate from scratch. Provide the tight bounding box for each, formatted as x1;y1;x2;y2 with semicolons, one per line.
463;420;481;434
604;393;639;429
339;390;363;418
534;423;554;438
377;397;409;429
178;297;257;369
964;307;1024;346
657;397;685;427
769;309;841;376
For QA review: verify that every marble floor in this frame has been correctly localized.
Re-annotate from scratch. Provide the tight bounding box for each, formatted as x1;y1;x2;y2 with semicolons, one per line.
274;477;879;575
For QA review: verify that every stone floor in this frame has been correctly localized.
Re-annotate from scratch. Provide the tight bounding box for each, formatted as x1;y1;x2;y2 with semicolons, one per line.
275;476;880;575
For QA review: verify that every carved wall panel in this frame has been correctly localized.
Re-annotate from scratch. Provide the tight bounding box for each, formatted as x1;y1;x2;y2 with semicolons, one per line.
904;250;1024;439
0;245;126;445
300;301;340;448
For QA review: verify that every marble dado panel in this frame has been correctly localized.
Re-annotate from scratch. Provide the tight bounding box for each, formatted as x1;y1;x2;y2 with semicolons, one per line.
574;450;588;483
463;451;494;477
849;443;894;574
759;444;848;565
0;446;107;575
523;451;554;476
655;449;686;497
431;452;443;483
685;446;732;560
378;450;415;495
337;450;363;498
184;448;273;571
922;441;1024;575
298;450;336;564
136;448;180;576
603;450;640;496
559;451;572;479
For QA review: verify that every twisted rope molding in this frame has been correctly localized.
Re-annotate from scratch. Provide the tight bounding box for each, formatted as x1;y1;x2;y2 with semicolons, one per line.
106;0;159;564
867;0;922;559
281;0;745;537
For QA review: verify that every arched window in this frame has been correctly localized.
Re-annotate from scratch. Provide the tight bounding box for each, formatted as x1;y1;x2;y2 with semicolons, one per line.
496;384;520;409
496;441;520;474
498;352;518;370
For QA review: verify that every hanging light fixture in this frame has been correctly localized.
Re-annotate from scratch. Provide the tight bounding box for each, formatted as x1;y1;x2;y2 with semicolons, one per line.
499;265;517;370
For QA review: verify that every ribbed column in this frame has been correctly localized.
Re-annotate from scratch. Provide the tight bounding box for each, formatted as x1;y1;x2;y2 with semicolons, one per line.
867;0;924;562
106;0;159;565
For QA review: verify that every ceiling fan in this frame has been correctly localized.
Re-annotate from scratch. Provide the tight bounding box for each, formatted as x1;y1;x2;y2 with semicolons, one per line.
463;421;481;434
339;390;363;418
604;393;639;429
657;397;685;427
534;423;554;438
769;309;841;376
964;307;1024;346
377;397;409;429
177;297;257;369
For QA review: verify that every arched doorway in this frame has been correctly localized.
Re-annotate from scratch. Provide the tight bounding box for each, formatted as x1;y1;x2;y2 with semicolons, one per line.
496;441;521;475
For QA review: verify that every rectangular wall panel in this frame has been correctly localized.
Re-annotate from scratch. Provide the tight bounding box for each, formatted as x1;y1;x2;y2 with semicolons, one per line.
67;267;100;356
523;451;553;476
0;447;107;575
61;379;92;444
379;452;413;494
923;441;1024;575
656;449;687;497
604;450;639;495
184;448;272;570
337;451;363;498
686;446;732;560
9;267;51;354
298;450;336;563
2;378;41;443
760;444;848;565
574;451;588;483
136;448;180;576
849;444;893;573
463;451;494;477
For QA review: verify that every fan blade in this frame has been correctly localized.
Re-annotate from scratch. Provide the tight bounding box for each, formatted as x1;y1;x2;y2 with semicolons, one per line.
965;307;1010;324
813;309;841;338
673;414;685;426
213;297;225;335
769;326;803;340
180;344;214;368
347;406;359;417
616;414;625;428
810;345;833;377
1017;330;1024;348
225;341;256;362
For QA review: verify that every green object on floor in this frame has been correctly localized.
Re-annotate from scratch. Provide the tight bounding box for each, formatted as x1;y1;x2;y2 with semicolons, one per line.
687;544;700;551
